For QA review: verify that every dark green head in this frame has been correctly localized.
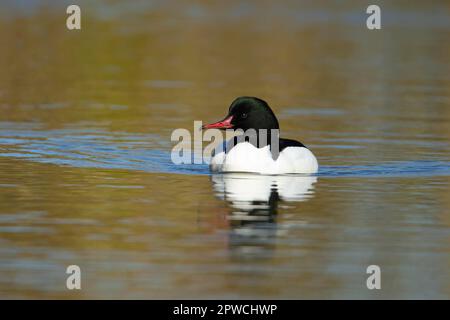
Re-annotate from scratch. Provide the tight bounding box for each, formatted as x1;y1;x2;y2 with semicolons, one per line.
202;96;279;131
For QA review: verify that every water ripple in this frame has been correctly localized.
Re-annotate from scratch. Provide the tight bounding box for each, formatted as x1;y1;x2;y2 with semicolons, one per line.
0;126;449;178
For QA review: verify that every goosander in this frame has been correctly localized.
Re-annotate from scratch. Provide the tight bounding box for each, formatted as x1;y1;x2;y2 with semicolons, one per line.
202;97;318;174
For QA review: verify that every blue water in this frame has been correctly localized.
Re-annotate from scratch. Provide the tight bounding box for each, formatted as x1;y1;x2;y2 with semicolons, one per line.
1;123;449;178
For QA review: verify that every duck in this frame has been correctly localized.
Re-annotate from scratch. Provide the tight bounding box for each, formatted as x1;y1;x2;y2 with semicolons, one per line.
202;96;319;174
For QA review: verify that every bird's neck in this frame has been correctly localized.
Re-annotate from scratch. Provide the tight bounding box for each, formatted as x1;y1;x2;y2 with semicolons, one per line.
234;128;280;147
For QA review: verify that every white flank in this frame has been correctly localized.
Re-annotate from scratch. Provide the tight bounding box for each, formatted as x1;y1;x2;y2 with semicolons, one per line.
210;142;319;174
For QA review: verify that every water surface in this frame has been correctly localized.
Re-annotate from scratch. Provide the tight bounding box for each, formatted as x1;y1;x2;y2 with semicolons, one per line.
0;1;449;299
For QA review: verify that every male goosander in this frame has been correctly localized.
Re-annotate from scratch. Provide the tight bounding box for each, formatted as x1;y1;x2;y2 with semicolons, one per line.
202;97;319;174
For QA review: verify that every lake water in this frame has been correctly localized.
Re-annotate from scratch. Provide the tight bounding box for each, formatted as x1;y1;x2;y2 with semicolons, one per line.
0;1;449;299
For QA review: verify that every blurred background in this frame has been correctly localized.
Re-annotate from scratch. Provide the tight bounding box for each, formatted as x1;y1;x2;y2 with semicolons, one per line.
0;0;449;299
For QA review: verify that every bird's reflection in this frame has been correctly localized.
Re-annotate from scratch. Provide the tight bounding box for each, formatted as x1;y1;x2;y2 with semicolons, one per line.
211;173;317;260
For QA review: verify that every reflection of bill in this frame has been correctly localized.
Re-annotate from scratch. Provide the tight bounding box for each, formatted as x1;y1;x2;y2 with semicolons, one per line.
211;174;317;260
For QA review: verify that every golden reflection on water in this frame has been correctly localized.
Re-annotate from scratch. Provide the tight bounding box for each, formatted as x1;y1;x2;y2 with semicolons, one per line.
0;1;449;298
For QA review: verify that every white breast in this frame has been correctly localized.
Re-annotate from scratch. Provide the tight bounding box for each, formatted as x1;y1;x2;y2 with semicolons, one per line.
210;142;318;174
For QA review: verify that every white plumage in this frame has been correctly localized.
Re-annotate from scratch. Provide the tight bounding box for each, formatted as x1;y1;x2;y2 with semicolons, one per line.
210;142;318;174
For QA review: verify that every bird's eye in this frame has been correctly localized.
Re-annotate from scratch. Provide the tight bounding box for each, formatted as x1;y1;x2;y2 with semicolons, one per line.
241;113;248;119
